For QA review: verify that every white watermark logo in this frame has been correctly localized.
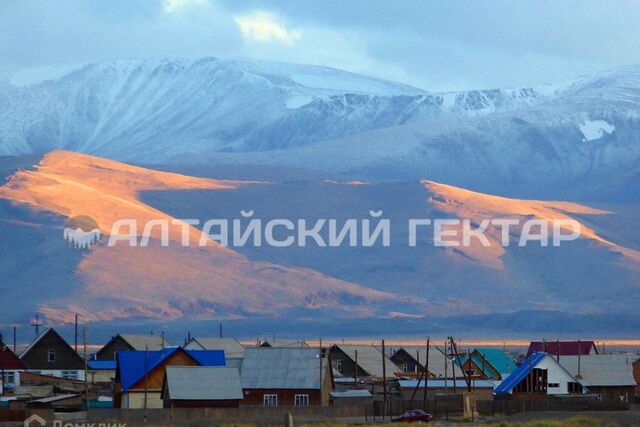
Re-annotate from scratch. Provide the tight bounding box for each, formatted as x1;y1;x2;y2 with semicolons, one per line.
24;415;46;427
64;215;101;249
98;212;582;249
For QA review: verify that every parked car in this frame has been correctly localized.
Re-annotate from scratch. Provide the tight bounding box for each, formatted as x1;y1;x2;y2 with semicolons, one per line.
391;409;433;422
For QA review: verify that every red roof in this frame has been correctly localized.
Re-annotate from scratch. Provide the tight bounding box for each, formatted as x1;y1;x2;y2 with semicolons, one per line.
526;341;597;357
0;341;27;369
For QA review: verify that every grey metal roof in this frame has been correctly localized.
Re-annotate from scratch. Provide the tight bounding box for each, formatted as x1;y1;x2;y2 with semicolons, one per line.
394;346;452;378
330;390;372;398
333;344;394;378
241;348;323;389
28;394;80;403
119;334;169;351
164;366;243;401
185;337;245;358
558;355;637;387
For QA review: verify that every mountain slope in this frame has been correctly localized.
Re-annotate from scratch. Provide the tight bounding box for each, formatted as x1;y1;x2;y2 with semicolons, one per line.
0;151;409;323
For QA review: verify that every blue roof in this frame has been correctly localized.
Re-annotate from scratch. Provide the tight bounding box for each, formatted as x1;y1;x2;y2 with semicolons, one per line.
88;360;116;370
117;347;225;392
494;352;546;394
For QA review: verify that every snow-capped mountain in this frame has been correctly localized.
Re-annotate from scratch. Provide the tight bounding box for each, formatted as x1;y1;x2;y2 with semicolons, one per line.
0;57;569;159
1;57;639;200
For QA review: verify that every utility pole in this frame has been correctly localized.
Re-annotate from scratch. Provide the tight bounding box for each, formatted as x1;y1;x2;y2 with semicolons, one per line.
144;345;149;422
83;326;88;410
74;314;79;352
219;323;223;338
444;342;448;391
13;326;16;353
1;333;5;397
424;337;430;411
382;340;387;420
354;349;358;384
319;338;323;407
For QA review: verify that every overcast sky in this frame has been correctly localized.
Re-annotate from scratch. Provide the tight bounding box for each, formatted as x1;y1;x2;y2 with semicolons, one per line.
1;0;639;91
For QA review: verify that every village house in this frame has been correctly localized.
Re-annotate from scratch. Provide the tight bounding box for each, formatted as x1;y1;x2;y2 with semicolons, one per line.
19;328;85;380
390;346;451;378
114;347;225;409
329;344;394;380
633;358;640;398
0;335;27;392
95;334;170;360
526;341;598;357
162;366;243;408
240;347;331;407
329;389;373;407
457;348;516;380
494;352;587;397
558;354;636;402
184;337;245;359
87;360;116;385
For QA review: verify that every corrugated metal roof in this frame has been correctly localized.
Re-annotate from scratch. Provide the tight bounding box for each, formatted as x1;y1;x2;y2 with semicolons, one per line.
527;341;596;357
474;348;516;376
117;348;225;392
165;366;243;401
333;344;393;378
393;346;452;378
185;338;245;358
241;348;323;389
119;334;170;351
558;355;636;387
330;390;372;398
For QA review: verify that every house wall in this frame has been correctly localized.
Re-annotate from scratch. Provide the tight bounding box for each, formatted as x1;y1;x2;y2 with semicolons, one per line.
167;399;240;408
88;369;115;384
21;370;85;381
96;336;134;360
20;331;84;370
633;359;640;395
512;356;580;396
241;389;321;406
122;392;163;409
329;347;368;378
588;386;634;402
391;350;421;374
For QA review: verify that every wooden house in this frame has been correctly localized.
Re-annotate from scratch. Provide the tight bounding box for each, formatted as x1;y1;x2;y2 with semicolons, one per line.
329;344;394;380
19;328;85;380
240;348;331;406
95;334;170;360
390;346;451;378
114;347;224;408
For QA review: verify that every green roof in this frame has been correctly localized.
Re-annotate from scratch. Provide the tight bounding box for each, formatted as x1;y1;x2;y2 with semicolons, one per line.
474;348;516;375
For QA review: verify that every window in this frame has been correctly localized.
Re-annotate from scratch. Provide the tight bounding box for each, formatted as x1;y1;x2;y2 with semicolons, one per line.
402;363;409;373
61;370;78;379
263;394;278;407
2;372;16;385
336;360;342;373
295;394;309;407
548;383;559;388
465;369;477;376
47;350;56;362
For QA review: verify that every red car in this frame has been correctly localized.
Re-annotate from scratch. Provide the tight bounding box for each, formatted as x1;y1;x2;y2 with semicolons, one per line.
391;409;433;423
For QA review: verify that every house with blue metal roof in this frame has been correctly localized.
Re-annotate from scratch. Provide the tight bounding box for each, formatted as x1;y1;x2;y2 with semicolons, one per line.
462;348;516;380
114;347;225;409
494;352;587;396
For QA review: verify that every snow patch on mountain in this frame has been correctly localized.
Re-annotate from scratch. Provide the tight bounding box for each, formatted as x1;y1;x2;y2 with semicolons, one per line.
579;116;615;141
